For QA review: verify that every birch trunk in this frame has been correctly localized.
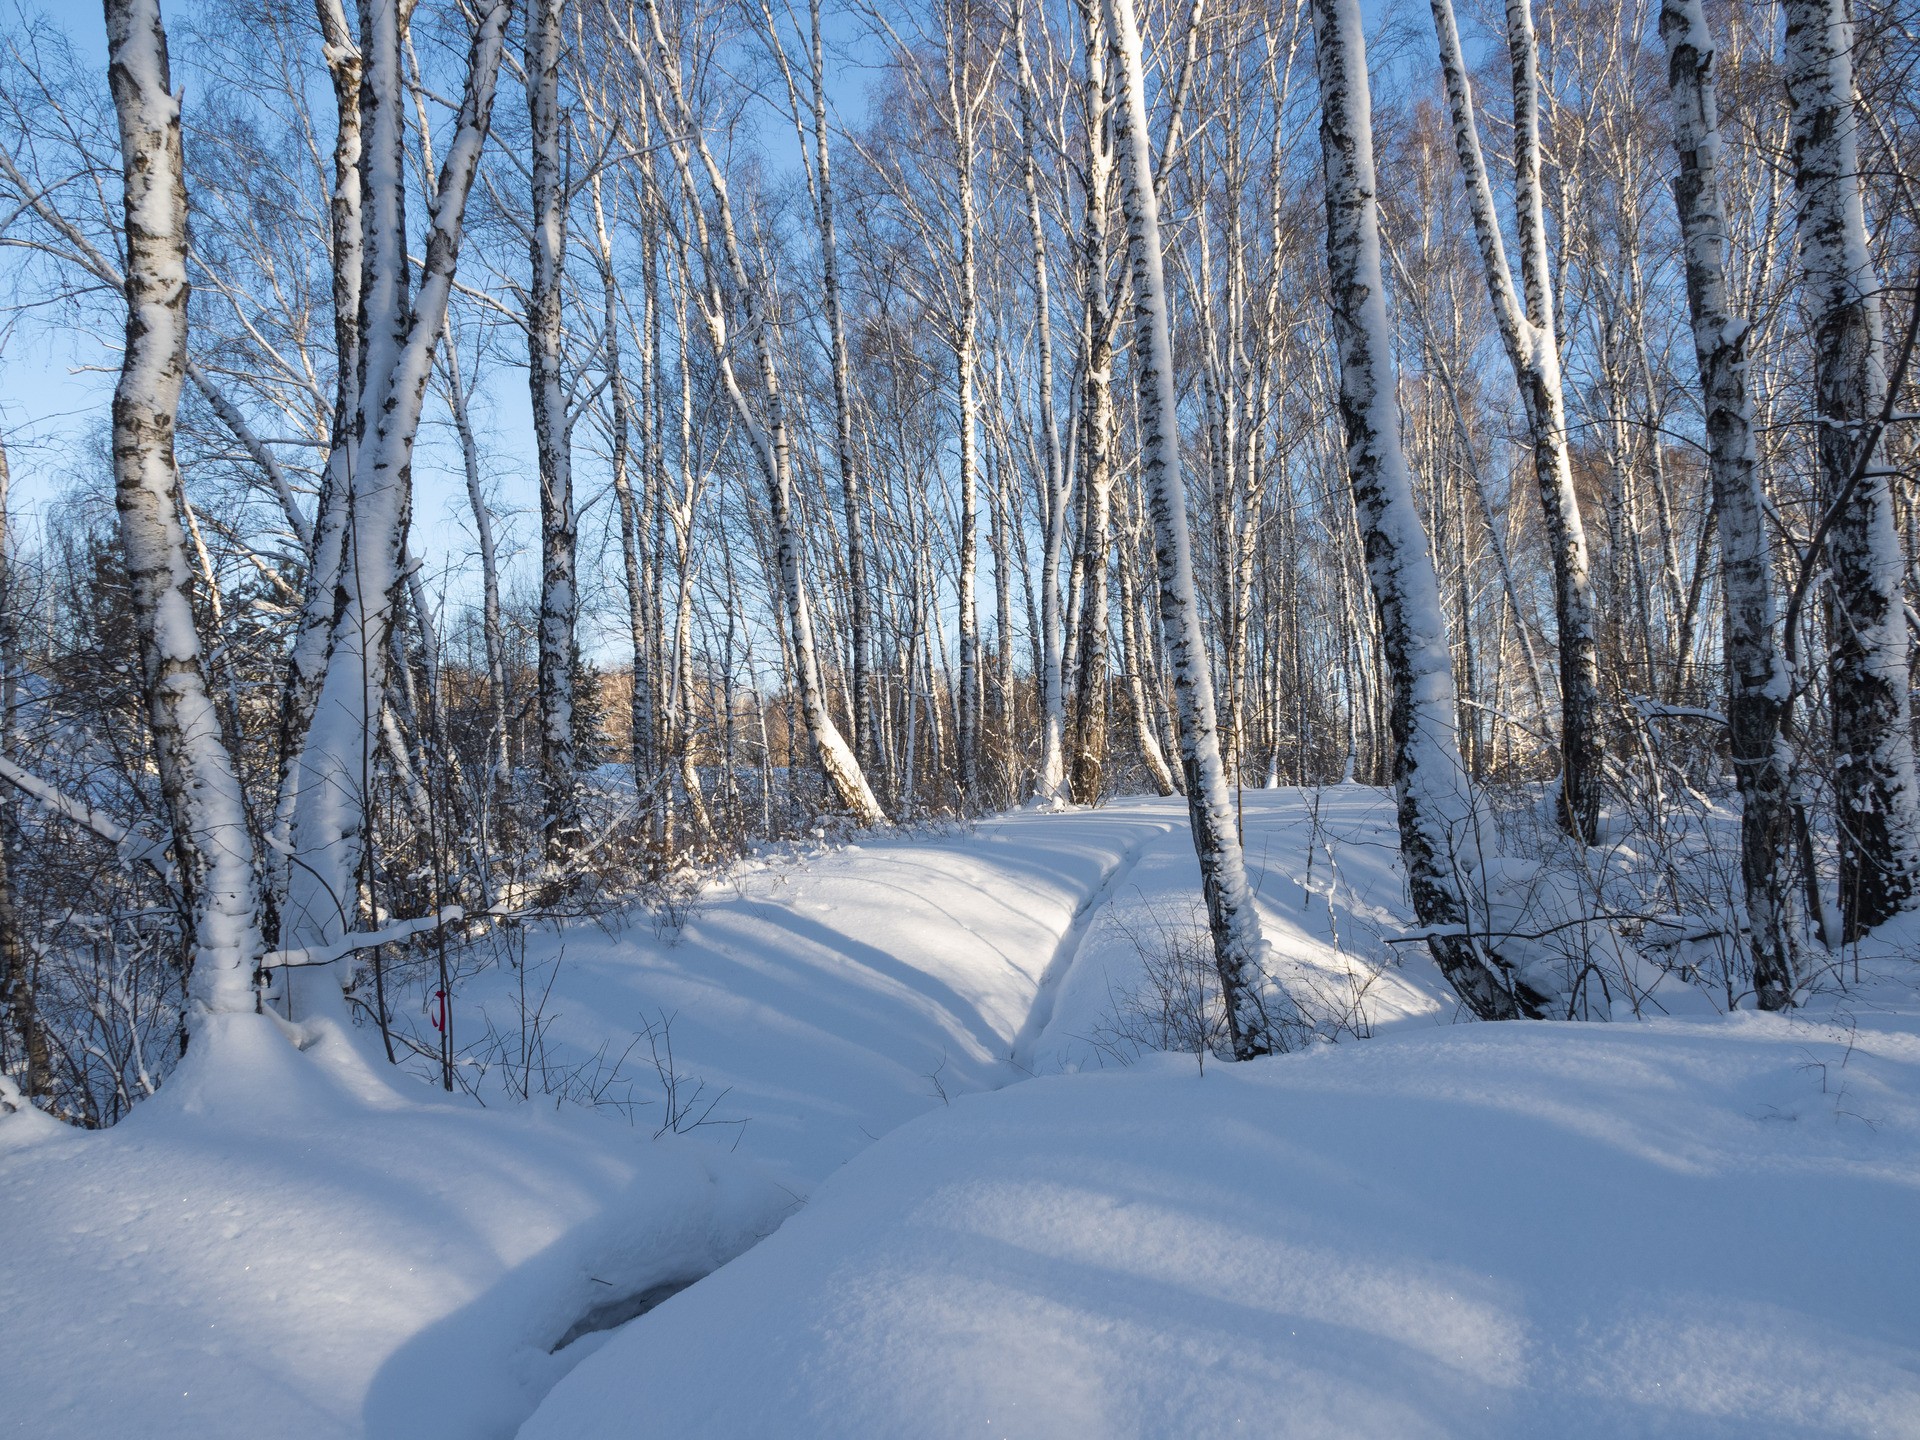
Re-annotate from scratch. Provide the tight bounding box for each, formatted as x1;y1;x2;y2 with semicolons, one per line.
1066;0;1115;806
1429;0;1605;844
1781;0;1920;936
1660;0;1800;1006
1311;0;1529;1020
270;0;362;942
1016;4;1069;803
283;0;510;974
104;0;263;1024
807;0;874;773
528;0;578;862
952;50;983;809
1105;0;1299;1056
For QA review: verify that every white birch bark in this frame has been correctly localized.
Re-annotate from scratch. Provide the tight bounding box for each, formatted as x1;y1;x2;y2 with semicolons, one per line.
1067;0;1117;806
1105;0;1300;1056
528;0;578;861
1660;0;1800;1006
1429;0;1605;844
283;0;510;978
1780;0;1920;935
1311;0;1532;1020
1015;5;1070;804
104;0;263;1023
950;38;984;809
269;0;361;946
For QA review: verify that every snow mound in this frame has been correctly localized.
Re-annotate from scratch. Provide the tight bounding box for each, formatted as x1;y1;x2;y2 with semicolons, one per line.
0;1012;793;1440
523;1013;1920;1440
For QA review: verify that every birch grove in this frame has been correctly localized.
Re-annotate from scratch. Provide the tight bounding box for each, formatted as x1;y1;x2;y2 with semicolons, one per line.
0;0;1916;1117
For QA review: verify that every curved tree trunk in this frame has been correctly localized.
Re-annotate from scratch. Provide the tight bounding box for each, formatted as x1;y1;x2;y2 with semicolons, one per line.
1429;0;1605;844
807;0;874;777
283;0;510;984
631;0;885;827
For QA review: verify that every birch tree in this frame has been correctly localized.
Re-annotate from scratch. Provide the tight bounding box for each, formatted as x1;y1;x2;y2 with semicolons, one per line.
1065;0;1118;807
103;0;263;1025
1310;0;1533;1020
528;0;579;861
1014;2;1070;803
281;0;511;986
1780;0;1920;936
1429;0;1605;844
1660;0;1798;1006
626;0;886;826
1105;0;1298;1057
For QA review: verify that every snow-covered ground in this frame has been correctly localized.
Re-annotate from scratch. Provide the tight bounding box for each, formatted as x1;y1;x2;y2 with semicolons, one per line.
526;1012;1920;1439
5;790;1917;1439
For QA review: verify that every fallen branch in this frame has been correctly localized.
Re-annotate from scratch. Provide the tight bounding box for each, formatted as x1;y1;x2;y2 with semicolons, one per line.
1385;912;1734;946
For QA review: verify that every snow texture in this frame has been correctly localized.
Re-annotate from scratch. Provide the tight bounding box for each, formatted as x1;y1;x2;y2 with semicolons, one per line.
9;793;1919;1439
526;1011;1920;1440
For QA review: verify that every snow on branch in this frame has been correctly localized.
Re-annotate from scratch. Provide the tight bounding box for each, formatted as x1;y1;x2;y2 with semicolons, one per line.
262;906;467;970
1628;697;1729;727
0;753;177;884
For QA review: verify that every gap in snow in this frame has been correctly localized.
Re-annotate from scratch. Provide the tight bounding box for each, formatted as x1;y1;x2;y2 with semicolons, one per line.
550;1275;707;1353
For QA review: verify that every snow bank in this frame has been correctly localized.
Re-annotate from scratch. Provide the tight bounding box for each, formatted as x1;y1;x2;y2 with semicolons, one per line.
0;1012;791;1440
441;800;1180;1184
524;1012;1920;1439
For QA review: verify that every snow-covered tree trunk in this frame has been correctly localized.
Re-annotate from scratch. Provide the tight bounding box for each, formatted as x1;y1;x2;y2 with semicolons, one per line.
527;0;578;862
1105;0;1299;1057
1660;0;1799;1007
1429;0;1605;845
1016;4;1069;804
1781;0;1920;936
1312;0;1530;1020
104;0;263;1024
283;0;510;980
268;0;362;943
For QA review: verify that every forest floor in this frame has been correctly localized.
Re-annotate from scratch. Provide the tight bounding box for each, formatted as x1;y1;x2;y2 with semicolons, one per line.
3;789;1918;1438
